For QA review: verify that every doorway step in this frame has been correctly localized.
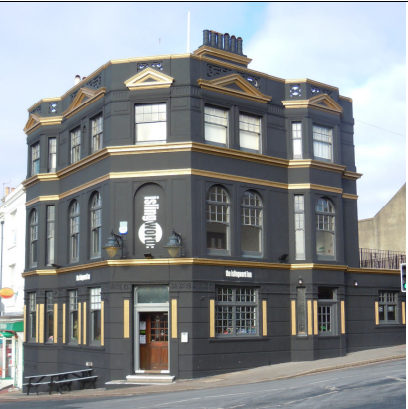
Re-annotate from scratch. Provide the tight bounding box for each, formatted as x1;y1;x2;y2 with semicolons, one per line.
105;375;175;389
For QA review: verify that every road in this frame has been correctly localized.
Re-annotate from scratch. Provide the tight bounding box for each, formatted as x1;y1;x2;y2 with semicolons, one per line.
0;359;405;408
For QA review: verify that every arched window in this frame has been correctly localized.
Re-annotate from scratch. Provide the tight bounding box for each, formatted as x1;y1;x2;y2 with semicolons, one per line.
70;200;80;263
241;191;263;256
206;186;230;252
30;209;38;267
316;198;335;259
90;192;102;258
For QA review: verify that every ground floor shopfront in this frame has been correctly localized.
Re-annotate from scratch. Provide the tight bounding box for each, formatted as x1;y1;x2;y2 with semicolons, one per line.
0;319;24;390
23;261;406;388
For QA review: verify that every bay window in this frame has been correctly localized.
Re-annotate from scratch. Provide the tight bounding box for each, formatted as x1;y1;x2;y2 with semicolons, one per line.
316;198;335;259
313;125;332;162
204;106;228;147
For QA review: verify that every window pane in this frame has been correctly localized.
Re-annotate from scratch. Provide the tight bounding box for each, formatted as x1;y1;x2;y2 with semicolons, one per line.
240;130;259;151
92;310;101;341
205;123;227;145
316;230;334;256
137;286;169;304
207;223;228;249
241;225;261;252
293;138;302;158
136;122;166;142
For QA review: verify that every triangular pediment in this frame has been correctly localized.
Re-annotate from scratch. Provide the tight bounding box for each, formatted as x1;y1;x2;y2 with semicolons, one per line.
309;94;343;115
23;114;41;134
197;74;271;103
124;68;174;91
63;87;106;118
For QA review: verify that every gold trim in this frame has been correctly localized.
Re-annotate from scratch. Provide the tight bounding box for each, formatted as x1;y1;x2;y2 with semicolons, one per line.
27;97;62;113
101;301;104;346
288;183;343;194
124;68;174;90
375;301;379;325
262;300;267;336
313;300;318;335
78;302;81;345
341;300;345;334
23;114;63;135
36;304;39;343
198;74;271;103
210;299;215;338
63;303;66;343
54;303;58;343
285;78;339;92
171;299;177;338
291;300;296;335
24;305;26;343
343;171;363;180
282;94;343;116
26;195;60;207
39;304;44;343
402;302;406;325
63;88;106;119
83;302;86;345
346;267;399;275
307;300;312;335
193;45;252;66
124;299;130;338
339;95;353;103
290;263;348;271
342;193;358;200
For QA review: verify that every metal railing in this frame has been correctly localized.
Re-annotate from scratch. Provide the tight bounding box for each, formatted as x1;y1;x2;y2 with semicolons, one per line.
359;248;406;270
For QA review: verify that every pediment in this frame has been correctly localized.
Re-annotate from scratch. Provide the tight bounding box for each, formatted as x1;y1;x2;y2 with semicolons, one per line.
124;68;174;91
23;114;63;135
63;87;106;118
197;74;271;103
309;94;343;114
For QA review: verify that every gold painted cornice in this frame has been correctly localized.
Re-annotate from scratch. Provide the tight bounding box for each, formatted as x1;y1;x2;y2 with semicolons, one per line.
23;259;398;277
27;97;62;114
198;74;271;103
23;114;63;135
124;68;174;91
288;159;346;174
282;94;343;116
343;171;363;180
288;184;343;195
193;46;252;66
342;193;359;200
339;95;352;103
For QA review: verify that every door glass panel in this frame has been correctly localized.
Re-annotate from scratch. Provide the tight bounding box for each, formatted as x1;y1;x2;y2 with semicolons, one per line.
150;314;168;341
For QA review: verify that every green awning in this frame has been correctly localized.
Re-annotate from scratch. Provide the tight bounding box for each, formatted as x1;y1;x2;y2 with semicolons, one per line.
0;331;13;338
0;321;23;332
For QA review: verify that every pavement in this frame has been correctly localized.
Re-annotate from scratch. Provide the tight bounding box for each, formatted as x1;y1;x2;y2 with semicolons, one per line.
0;344;405;403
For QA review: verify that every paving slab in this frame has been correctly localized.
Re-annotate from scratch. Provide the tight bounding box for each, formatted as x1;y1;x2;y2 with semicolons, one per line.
0;344;405;402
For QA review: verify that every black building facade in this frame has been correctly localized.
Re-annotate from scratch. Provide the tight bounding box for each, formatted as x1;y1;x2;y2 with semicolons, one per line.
23;31;405;385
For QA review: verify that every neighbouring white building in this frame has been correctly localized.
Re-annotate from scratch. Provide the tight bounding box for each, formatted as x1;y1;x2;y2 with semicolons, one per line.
0;184;26;390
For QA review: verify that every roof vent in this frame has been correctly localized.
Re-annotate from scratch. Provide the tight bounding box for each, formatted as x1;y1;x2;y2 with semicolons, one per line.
202;30;245;56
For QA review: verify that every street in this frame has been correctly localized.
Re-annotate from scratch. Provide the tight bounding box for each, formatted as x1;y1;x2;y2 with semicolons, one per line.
0;359;405;409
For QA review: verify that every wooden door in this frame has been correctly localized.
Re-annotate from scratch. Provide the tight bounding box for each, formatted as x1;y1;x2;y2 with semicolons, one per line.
139;313;168;371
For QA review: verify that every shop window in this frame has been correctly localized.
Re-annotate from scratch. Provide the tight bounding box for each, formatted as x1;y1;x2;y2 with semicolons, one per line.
292;122;302;159
90;192;102;258
241;190;262;256
206;186;230;254
70;127;81;164
91;114;103;153
45;292;54;343
204;106;228;147
46;205;55;266
90;288;101;345
239;114;260;153
215;287;258;337
379;291;398;324
69;200;80;263
318;287;337;335
31;142;40;176
316;198;335;260
313;125;332;162
297;287;307;335
29;292;37;342
136;286;169;304
69;290;78;343
135;103;166;144
29;209;38;268
294;195;305;260
48;137;57;172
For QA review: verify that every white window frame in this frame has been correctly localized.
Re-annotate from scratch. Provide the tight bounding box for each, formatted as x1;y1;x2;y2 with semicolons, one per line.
70;201;80;263
29;292;37;342
45;291;54;343
313;125;332;162
46;205;55;266
31;142;40;176
30;209;38;267
204;106;228;147
90;288;102;345
316;198;335;260
239;113;261;153
48;137;57;172
90;192;102;258
294;195;305;260
135;103;167;144
292;122;302;159
91;114;103;153
69;290;78;343
317;287;338;336
70;128;81;164
378;291;398;324
241;190;263;257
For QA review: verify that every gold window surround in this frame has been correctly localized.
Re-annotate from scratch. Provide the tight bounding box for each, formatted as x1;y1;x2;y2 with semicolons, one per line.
124;68;174;91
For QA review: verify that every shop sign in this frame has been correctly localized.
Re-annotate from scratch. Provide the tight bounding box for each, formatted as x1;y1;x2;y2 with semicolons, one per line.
76;273;91;282
225;270;253;278
0;288;14;299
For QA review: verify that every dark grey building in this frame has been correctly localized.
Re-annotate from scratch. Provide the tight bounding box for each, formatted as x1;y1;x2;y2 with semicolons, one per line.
22;30;405;386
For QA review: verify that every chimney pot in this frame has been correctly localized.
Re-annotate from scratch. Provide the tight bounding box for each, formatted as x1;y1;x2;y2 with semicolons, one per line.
237;37;243;55
203;29;210;46
74;75;81;85
210;31;216;48
217;32;223;49
5;187;10;196
224;33;230;51
231;35;236;53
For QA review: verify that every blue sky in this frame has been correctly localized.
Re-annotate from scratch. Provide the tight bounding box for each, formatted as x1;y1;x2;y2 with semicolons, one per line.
0;2;405;219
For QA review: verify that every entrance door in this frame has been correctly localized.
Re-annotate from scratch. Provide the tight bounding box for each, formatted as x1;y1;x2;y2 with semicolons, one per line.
139;313;168;371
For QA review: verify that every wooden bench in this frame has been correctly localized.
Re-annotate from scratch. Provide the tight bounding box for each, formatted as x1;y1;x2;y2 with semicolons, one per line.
23;369;96;395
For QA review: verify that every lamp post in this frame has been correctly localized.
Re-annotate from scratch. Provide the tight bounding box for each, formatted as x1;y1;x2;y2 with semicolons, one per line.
164;228;184;258
102;230;124;259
